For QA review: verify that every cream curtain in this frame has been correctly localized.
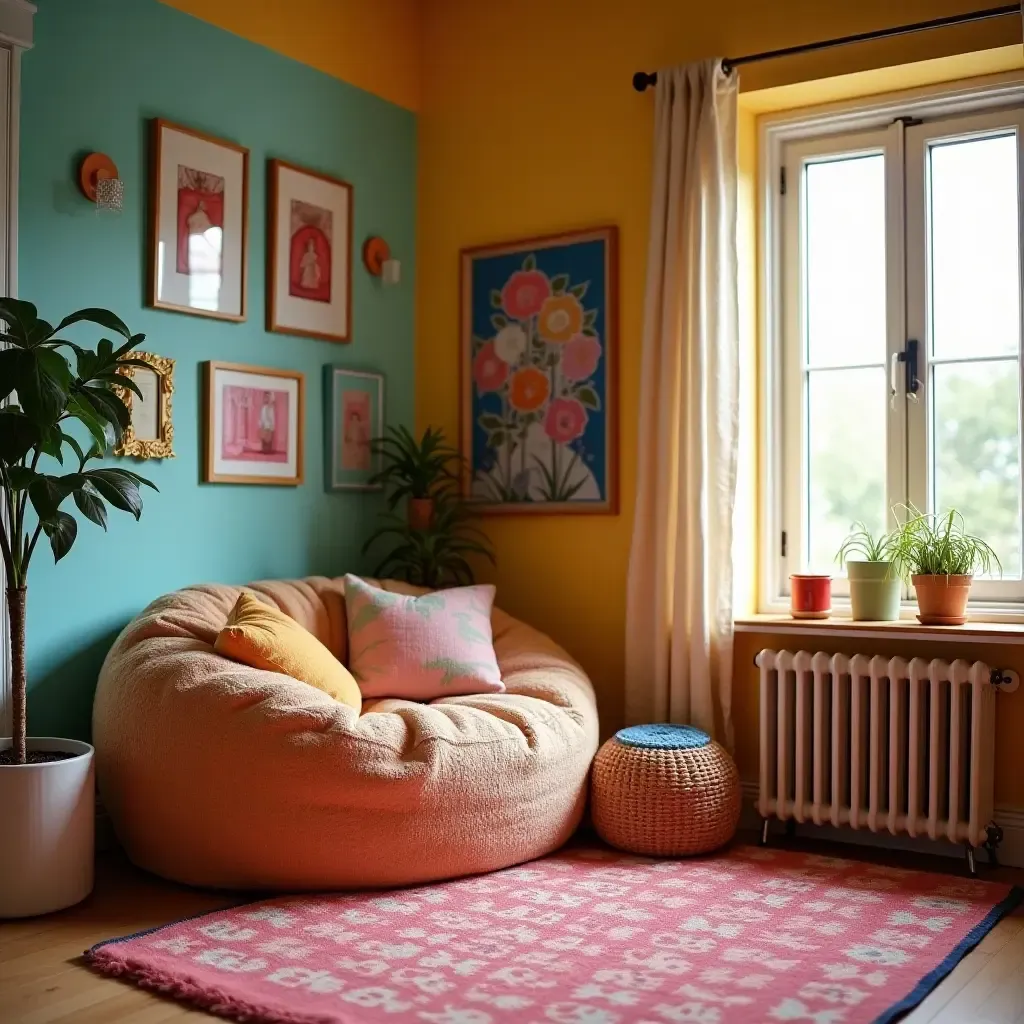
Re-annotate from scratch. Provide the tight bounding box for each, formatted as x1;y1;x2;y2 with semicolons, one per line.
625;59;739;745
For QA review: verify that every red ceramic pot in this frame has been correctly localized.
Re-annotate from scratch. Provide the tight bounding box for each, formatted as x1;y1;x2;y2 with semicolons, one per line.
790;575;831;619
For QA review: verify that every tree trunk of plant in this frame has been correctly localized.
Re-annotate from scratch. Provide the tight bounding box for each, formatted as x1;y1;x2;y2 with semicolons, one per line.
7;586;26;764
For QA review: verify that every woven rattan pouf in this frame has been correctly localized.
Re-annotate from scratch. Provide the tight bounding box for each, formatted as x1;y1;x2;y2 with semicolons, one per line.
591;724;741;856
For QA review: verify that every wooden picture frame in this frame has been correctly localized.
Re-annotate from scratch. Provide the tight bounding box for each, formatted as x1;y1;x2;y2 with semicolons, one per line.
148;119;249;321
324;367;384;491
267;159;354;343
113;352;175;459
459;225;619;515
203;361;305;485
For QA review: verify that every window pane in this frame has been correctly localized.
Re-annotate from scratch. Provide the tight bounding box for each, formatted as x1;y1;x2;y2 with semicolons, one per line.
806;155;887;369
930;133;1020;360
933;360;1021;578
807;367;888;573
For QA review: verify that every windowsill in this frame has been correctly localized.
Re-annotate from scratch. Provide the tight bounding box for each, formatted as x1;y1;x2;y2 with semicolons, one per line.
735;613;1024;644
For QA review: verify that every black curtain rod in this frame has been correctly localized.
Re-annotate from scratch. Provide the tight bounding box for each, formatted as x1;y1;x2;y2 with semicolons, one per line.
632;4;1020;91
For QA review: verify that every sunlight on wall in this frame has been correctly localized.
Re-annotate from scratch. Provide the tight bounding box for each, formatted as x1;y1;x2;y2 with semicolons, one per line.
417;0;1024;805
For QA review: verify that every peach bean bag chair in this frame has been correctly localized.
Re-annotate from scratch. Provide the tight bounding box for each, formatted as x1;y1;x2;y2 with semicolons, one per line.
93;576;598;891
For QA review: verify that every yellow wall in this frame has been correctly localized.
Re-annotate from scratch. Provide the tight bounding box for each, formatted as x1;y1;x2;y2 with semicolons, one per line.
416;0;1024;792
160;0;421;111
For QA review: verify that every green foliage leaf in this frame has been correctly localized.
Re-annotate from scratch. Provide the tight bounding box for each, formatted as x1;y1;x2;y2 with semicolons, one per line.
59;431;87;466
569;282;589;301
490;314;508;331
55;307;132;340
477;413;504;431
5;466;36;490
0;298;40;342
42;510;77;563
73;481;108;530
38;425;65;465
522;253;537;272
0;346;20;402
28;475;65;522
81;385;131;433
490;289;503;309
0;411;39;462
576;386;601;411
10;347;68;426
583;309;598;328
67;393;115;452
84;468;146;519
551;274;570;294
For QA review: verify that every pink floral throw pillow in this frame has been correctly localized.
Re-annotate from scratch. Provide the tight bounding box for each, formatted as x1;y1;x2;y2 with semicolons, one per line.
343;575;504;700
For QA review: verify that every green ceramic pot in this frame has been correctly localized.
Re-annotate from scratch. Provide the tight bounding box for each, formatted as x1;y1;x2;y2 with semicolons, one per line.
846;560;901;621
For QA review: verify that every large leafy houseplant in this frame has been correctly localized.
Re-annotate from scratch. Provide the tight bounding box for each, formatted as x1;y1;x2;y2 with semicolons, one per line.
888;506;999;624
0;298;156;765
363;425;494;587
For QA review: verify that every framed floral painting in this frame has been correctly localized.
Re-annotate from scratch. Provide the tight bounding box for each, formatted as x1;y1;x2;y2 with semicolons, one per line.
325;367;384;491
460;226;618;514
268;159;353;342
149;119;249;321
203;362;304;485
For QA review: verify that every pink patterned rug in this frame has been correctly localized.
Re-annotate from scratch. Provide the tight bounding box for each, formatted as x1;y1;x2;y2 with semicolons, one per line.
87;844;1022;1024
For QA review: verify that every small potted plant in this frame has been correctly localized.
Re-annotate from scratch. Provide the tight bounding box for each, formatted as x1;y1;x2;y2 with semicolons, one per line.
836;522;900;622
0;299;156;918
368;425;461;531
363;491;496;588
889;506;999;625
364;426;494;587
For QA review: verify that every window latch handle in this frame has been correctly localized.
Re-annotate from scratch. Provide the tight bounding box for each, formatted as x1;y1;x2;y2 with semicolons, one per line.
898;339;921;402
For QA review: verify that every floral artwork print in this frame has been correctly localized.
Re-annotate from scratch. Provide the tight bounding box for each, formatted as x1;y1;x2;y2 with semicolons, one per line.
462;229;616;513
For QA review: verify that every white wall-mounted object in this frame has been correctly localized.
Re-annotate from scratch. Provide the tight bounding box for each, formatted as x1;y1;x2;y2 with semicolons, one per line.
755;648;1009;874
381;257;401;285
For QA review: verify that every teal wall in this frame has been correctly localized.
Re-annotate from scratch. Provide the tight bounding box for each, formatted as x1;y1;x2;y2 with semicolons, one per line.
19;0;416;739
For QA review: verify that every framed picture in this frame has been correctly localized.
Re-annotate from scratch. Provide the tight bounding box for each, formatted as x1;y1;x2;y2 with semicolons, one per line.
325;367;384;491
113;352;175;459
268;159;353;342
460;226;618;514
149;119;249;321
203;362;304;485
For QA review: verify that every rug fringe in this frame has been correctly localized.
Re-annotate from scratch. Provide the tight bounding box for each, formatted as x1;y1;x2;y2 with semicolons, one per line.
84;948;339;1024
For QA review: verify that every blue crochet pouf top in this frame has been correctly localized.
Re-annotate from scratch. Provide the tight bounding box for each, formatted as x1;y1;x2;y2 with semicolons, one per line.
614;724;710;750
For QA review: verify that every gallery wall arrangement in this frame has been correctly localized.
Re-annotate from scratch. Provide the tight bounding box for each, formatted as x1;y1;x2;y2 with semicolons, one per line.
19;0;415;741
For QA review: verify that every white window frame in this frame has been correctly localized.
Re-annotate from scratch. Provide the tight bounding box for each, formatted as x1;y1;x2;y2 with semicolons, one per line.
760;71;1024;620
0;0;33;738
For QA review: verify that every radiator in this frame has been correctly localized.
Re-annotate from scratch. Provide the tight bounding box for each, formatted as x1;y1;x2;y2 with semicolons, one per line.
755;649;1015;853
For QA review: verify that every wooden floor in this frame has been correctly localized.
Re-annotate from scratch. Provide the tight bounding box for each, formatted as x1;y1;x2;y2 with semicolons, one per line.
1;839;1022;1024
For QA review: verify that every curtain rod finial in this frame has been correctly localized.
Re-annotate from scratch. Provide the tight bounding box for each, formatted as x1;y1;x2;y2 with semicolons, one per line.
633;71;657;92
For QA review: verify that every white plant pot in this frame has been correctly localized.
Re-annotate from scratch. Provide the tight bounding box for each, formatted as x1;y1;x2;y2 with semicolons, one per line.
0;737;95;918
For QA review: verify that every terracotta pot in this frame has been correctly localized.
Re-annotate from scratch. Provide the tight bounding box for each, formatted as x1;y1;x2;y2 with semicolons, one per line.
790;574;831;619
407;498;435;531
912;574;973;625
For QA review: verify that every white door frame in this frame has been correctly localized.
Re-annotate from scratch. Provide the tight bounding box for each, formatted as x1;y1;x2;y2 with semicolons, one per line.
0;0;34;739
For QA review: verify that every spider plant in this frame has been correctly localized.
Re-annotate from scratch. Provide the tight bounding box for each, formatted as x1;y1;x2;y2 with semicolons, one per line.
888;506;1000;581
368;425;461;508
362;493;495;588
836;522;900;621
835;522;895;566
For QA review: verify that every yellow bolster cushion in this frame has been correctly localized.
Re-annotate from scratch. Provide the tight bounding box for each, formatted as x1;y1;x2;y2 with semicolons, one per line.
214;592;361;713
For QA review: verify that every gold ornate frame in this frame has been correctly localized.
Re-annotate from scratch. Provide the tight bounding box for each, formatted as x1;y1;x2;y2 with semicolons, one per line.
113;352;175;459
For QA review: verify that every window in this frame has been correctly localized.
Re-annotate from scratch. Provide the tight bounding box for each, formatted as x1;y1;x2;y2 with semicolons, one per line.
766;85;1024;608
